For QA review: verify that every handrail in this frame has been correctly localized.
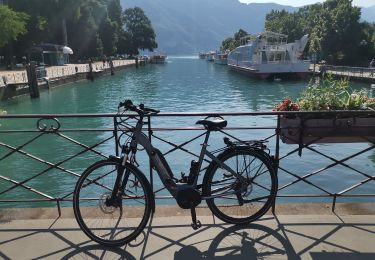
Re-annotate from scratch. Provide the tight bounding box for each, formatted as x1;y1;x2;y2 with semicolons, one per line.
1;110;375;118
0;111;374;215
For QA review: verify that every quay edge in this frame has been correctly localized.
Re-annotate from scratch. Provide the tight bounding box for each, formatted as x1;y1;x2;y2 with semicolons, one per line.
0;60;136;101
1;202;374;221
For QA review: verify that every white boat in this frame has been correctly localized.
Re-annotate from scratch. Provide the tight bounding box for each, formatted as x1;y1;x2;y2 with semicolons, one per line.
214;53;228;65
206;51;215;62
227;31;310;79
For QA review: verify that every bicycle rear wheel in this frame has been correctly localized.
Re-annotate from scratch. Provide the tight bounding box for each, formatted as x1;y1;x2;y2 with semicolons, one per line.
73;160;153;246
203;148;277;225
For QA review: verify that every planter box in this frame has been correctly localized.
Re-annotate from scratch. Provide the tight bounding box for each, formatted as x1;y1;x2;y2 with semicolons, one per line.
280;116;375;144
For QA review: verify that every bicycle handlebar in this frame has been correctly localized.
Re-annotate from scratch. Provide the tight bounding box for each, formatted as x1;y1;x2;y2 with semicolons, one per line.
118;100;160;115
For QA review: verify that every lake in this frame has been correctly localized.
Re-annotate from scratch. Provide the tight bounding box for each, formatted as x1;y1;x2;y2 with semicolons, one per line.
0;56;374;207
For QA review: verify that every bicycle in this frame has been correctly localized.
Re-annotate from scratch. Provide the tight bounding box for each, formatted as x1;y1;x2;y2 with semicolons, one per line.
73;100;278;246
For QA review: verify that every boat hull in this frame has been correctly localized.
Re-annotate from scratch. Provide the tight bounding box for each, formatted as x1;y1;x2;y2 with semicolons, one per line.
214;58;227;65
150;59;166;64
227;63;310;79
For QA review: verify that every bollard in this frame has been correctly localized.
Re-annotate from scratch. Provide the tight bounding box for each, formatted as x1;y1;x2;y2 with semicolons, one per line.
110;59;114;75
87;60;94;81
26;62;40;98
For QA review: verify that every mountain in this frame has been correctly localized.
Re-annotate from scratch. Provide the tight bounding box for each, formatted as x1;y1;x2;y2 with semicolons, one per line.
361;5;375;23
120;0;297;54
120;0;375;55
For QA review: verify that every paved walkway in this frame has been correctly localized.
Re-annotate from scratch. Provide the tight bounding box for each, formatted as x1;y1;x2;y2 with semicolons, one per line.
1;213;374;259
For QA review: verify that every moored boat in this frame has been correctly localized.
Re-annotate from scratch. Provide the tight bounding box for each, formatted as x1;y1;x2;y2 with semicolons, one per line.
199;52;207;59
139;55;149;65
206;51;215;62
150;53;167;64
227;31;310;79
214;52;228;65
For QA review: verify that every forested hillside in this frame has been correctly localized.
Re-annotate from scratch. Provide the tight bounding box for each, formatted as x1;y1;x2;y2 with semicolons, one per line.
121;0;375;55
121;0;297;54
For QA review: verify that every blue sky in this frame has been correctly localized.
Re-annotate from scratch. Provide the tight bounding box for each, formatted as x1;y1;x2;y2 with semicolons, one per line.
239;0;375;7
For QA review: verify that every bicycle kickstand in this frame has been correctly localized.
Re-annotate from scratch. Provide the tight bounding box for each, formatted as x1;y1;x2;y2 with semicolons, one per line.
190;207;201;230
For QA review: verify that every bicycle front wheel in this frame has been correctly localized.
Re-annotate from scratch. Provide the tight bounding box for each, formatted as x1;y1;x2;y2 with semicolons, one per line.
73;160;153;246
203;148;277;225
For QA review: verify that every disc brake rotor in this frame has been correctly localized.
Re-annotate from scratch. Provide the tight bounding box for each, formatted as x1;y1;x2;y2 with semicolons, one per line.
99;192;117;214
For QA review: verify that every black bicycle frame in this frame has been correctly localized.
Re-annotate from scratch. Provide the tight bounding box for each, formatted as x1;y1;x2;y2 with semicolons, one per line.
124;119;247;199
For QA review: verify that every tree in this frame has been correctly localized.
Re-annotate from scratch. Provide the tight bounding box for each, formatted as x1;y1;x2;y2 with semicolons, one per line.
120;7;157;55
0;5;28;48
265;10;304;43
265;0;372;66
220;37;235;52
68;1;105;59
2;0;124;61
99;18;119;56
220;29;248;52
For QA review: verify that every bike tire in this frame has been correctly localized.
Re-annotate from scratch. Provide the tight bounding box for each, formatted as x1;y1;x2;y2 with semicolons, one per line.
203;147;277;225
73;159;153;246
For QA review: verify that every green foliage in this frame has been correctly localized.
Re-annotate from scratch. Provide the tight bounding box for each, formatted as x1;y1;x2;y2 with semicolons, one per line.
0;5;28;48
120;7;157;55
1;1;157;61
265;0;374;66
220;37;235;52
265;10;304;42
220;29;248;52
298;74;372;111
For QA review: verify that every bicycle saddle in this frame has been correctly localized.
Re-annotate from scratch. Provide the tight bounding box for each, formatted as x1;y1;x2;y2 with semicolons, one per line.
196;118;227;130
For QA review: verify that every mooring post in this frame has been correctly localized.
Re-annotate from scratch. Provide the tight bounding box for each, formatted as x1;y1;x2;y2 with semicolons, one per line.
26;61;40;98
135;56;139;68
87;59;94;81
110;59;114;75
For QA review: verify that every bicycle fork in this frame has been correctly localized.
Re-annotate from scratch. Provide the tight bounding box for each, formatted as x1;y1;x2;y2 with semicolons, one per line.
107;162;130;208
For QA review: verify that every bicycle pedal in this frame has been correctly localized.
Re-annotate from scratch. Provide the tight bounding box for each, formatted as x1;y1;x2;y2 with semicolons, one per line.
191;220;201;230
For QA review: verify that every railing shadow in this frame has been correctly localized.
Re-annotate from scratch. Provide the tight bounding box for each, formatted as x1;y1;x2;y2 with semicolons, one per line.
61;244;137;260
1;213;374;259
173;223;299;260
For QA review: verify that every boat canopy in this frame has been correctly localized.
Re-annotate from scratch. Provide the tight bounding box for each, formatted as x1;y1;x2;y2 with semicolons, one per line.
240;31;288;46
62;46;73;54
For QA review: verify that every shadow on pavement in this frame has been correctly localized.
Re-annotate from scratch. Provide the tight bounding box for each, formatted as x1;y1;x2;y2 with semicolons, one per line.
174;223;299;260
1;214;374;259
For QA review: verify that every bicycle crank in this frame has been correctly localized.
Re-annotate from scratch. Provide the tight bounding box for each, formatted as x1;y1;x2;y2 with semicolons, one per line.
190;207;202;230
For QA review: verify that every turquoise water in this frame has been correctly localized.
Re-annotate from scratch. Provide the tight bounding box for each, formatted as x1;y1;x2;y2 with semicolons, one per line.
0;56;374;207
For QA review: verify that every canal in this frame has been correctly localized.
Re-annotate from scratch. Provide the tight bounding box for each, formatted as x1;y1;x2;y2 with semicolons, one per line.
0;56;374;207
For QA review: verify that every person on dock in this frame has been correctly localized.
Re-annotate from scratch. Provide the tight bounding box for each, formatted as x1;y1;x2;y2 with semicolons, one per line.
370;58;375;68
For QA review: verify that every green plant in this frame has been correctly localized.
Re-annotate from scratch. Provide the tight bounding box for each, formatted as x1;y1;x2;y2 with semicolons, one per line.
298;74;350;110
275;74;373;111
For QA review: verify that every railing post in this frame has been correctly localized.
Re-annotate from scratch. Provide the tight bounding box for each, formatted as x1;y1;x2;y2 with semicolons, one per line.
332;194;337;212
113;116;119;156
272;114;281;214
56;199;61;217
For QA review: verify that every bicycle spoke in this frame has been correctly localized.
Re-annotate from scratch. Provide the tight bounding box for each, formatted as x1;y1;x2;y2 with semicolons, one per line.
74;161;151;246
205;149;276;224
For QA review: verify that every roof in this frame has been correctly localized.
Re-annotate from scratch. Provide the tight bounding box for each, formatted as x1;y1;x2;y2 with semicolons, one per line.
27;43;73;54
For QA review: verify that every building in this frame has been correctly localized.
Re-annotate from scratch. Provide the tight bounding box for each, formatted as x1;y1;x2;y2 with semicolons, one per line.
27;43;73;66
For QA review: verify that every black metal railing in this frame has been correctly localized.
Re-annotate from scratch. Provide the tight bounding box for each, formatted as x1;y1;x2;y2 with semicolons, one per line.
0;111;374;214
320;65;375;79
